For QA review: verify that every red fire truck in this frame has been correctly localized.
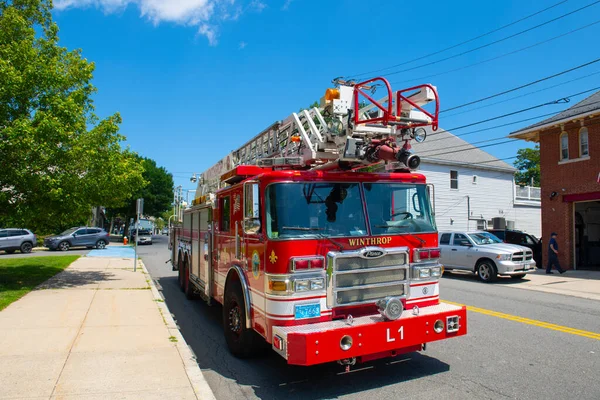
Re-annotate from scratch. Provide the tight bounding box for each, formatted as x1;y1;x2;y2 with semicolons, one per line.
170;77;467;369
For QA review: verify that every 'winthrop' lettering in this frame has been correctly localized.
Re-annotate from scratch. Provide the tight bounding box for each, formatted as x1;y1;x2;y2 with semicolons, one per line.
348;237;392;246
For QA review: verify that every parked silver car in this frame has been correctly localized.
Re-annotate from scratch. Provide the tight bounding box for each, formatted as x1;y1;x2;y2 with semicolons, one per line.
44;227;110;251
0;228;36;254
439;231;537;282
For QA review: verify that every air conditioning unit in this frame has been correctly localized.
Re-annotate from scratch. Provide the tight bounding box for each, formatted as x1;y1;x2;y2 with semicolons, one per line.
492;217;506;230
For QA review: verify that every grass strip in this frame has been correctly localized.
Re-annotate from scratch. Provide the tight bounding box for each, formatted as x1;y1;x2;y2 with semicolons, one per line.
0;255;80;310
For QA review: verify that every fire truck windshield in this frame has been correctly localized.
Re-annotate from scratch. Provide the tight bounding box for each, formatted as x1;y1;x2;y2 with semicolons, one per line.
266;182;367;239
364;183;436;235
265;181;436;239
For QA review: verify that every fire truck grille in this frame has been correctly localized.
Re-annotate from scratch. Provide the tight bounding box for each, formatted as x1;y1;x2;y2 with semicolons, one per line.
336;254;406;271
327;248;409;308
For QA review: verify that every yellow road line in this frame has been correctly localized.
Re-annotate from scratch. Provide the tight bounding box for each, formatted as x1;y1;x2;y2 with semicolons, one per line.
443;300;600;341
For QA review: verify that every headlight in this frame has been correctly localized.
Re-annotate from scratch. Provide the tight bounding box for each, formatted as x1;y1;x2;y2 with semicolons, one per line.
295;279;310;292
419;268;431;279
431;267;442;277
496;254;511;261
310;278;324;290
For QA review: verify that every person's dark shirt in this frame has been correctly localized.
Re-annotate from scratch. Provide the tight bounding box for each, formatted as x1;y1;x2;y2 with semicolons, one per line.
549;237;558;255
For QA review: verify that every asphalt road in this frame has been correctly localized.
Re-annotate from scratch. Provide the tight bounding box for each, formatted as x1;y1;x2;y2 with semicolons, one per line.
140;237;600;400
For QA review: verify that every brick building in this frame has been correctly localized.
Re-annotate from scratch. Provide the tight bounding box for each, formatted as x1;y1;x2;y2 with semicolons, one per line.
510;90;600;270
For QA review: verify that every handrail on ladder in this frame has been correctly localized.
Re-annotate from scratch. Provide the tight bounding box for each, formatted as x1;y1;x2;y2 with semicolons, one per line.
396;84;440;131
353;77;394;126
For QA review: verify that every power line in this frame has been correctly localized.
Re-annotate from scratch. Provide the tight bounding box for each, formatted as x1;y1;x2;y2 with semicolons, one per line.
367;0;600;80
471;156;518;165
443;69;600;118
422;139;517;158
440;58;600;113
425;98;600;145
346;1;570;79
417;97;600;158
389;18;600;86
422;114;600;159
443;87;600;132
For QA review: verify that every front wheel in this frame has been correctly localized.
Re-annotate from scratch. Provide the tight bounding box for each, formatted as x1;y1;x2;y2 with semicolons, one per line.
20;242;33;254
58;241;70;252
477;260;498;283
223;280;264;358
95;240;107;249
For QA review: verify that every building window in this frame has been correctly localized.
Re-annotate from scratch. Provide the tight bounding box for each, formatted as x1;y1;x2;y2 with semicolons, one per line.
560;132;569;160
450;170;458;189
580;127;589;157
476;220;486;230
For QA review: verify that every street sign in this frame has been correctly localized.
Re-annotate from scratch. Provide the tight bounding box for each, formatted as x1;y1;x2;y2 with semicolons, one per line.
136;198;144;215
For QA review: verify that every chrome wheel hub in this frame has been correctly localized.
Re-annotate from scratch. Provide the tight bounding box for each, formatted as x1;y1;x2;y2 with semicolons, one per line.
229;305;242;335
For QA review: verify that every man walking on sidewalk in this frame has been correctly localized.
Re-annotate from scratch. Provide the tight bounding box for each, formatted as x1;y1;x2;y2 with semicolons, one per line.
547;232;565;275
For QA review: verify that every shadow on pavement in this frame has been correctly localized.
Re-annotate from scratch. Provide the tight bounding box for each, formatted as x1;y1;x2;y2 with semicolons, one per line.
442;271;533;285
157;275;450;400
37;269;116;289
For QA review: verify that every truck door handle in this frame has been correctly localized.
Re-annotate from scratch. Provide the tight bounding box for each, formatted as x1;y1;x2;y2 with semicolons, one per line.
451;249;457;251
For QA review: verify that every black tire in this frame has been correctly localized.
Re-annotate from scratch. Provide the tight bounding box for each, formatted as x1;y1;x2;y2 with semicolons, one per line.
20;242;33;254
58;241;70;252
178;258;185;291
476;260;498;283
184;262;196;300
511;274;527;279
223;280;264;358
95;240;107;249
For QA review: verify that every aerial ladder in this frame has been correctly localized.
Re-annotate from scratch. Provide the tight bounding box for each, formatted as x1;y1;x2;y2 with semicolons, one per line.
194;77;439;200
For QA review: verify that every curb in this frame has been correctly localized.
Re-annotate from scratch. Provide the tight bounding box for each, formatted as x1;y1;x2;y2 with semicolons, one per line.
139;259;217;400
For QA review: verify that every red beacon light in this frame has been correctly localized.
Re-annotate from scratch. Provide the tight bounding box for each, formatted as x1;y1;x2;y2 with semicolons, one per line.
413;248;441;262
290;257;325;272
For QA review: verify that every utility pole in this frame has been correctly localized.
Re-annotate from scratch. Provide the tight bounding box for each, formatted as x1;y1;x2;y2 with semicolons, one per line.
134;198;143;272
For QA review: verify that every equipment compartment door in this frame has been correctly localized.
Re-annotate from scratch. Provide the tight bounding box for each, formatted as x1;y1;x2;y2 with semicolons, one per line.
199;208;211;286
191;211;200;281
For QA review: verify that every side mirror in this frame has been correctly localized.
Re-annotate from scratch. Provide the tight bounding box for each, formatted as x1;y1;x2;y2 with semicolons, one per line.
244;218;261;234
244;181;261;234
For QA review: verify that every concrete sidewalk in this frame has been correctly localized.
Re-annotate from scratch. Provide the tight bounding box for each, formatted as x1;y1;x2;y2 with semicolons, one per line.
507;269;600;301
0;255;215;400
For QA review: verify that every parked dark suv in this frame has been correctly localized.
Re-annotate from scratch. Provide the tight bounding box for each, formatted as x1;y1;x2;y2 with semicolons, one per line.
44;227;110;251
0;228;36;254
487;229;542;267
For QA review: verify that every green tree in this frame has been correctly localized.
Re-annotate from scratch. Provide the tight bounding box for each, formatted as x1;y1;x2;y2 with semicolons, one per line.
106;155;174;234
513;144;540;186
0;0;145;233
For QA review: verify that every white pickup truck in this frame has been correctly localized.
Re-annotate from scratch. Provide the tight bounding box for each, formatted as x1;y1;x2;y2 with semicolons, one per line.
439;231;537;282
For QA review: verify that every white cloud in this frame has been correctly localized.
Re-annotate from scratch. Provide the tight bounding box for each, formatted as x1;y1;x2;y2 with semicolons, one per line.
249;0;266;12
238;41;246;49
54;0;227;44
282;0;293;10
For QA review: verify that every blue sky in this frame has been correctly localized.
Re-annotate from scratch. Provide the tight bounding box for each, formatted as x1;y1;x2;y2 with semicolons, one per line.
51;0;600;195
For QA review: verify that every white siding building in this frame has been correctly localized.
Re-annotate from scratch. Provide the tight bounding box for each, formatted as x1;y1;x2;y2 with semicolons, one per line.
410;128;541;237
